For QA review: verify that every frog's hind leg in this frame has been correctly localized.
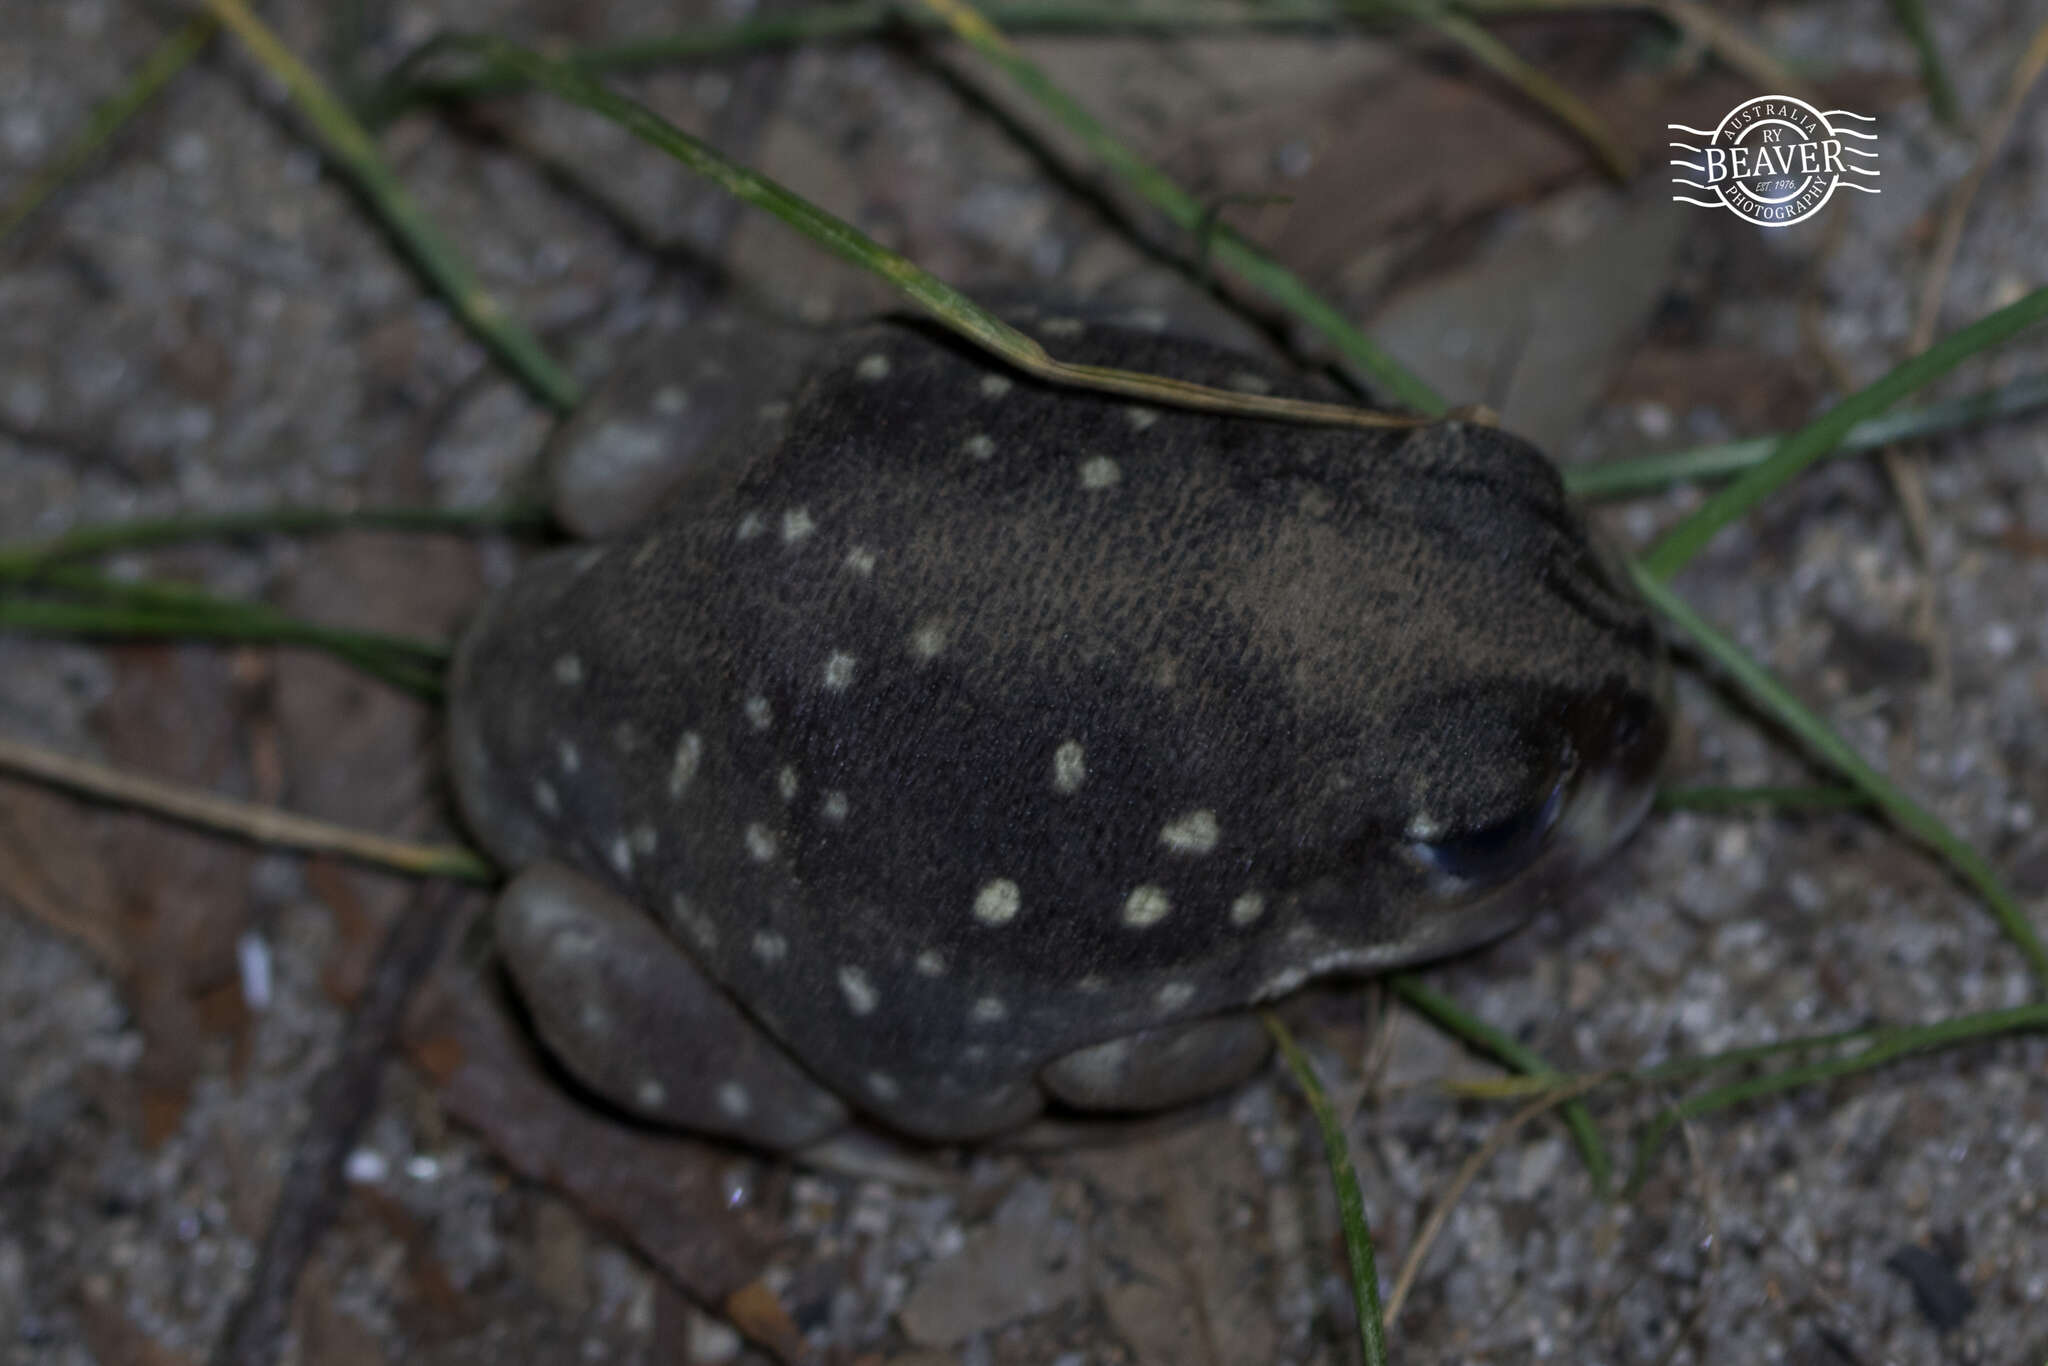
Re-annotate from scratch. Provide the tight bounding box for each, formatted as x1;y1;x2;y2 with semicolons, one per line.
494;863;849;1150
1039;1014;1273;1114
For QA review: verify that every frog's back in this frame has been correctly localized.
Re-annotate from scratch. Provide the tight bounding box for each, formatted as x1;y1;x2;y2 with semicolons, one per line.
452;313;1662;1115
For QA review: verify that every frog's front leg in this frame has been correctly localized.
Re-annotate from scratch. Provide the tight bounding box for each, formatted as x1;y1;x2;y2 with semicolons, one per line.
494;863;849;1150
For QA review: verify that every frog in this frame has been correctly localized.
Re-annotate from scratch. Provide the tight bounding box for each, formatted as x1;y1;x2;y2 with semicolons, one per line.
446;298;1671;1151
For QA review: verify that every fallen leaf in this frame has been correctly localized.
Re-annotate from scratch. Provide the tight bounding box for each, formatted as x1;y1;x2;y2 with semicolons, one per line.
403;960;780;1311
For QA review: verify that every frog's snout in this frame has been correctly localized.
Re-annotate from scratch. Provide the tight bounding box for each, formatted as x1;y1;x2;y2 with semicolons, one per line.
1555;648;1673;875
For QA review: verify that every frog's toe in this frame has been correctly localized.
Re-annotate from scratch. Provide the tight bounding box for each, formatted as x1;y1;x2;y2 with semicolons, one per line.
859;1077;1045;1146
1039;1014;1272;1113
495;863;848;1150
546;308;820;538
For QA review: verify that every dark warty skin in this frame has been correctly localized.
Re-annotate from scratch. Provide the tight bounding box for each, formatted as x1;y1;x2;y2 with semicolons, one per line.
448;304;1671;1149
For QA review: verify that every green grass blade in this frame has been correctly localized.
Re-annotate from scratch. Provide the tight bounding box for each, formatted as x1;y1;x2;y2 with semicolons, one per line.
200;0;581;411
1631;562;2048;986
0;15;216;245
914;0;1447;413
1264;1011;1390;1366
1654;783;1868;813
0;500;550;581
1565;371;2048;499
374;1;1363;113
1390;974;1613;1194
423;36;1049;367
1886;0;1958;124
1629;1002;2048;1189
0;597;446;699
1640;286;2048;577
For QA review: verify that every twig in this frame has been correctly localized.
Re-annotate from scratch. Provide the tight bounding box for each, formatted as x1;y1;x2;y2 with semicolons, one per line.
208;883;463;1366
1390;974;1612;1192
1910;20;2048;358
0;734;495;883
1651;1112;1722;1366
1459;0;1810;102
1389;0;1634;180
1382;1073;1608;1330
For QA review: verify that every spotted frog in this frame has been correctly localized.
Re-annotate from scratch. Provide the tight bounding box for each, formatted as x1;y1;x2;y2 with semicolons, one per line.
447;303;1670;1149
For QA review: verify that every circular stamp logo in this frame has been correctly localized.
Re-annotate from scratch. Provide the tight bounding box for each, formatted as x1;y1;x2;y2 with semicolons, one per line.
1669;96;1879;227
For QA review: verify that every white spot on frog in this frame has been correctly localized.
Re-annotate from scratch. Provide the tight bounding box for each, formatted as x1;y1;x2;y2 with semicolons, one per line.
744;823;778;863
979;374;1013;398
1079;456;1121;490
558;740;581;774
553;654;584;686
1160;809;1219;855
1053;740;1085;794
1230;890;1267;926
735;511;765;541
630;824;658;856
669;731;704;798
1155;981;1195;1011
669;893;717;951
1125;405;1159;431
781;507;816;544
844;546;877;576
962;433;995;460
1404;812;1443;841
1122;885;1171;928
635;1078;667;1109
533;779;559;817
1226;370;1272;395
855;352;891;381
777;766;800;801
752;930;787;964
744;696;774;731
838;966;879;1015
716;1081;752;1118
914;950;946;977
970;996;1008;1023
822;651;856;690
821;790;850;824
867;1071;901;1100
974;879;1021;925
910;618;948;660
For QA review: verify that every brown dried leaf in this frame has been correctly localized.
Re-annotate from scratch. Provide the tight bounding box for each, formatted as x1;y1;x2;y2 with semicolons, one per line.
404;960;780;1310
0;779;126;972
724;1278;813;1365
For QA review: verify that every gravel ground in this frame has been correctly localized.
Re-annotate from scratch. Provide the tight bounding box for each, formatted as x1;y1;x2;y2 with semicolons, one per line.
3;1;2046;1363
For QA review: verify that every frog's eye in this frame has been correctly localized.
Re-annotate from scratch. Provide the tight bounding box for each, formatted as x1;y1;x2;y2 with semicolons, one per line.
1409;771;1570;887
